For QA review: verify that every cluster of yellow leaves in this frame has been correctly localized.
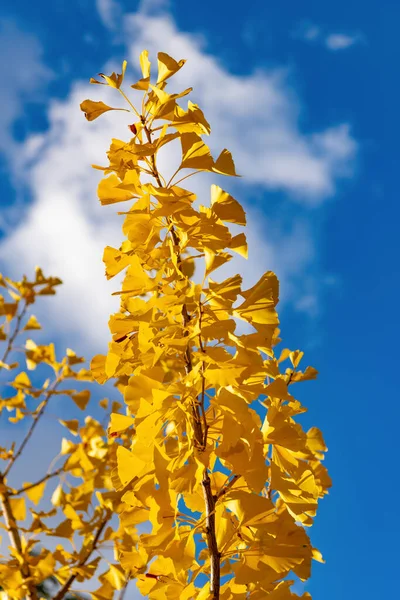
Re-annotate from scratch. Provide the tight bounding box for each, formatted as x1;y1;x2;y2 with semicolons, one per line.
0;271;138;599
81;52;332;599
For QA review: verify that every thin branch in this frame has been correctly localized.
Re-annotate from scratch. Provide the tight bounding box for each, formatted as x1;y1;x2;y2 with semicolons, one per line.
52;513;110;600
198;303;209;449
0;300;28;370
215;474;242;501
9;465;64;496
3;377;62;477
135;112;221;598
0;473;38;599
118;572;131;600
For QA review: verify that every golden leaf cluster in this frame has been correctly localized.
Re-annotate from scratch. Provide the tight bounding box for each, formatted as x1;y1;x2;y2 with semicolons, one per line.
79;51;332;599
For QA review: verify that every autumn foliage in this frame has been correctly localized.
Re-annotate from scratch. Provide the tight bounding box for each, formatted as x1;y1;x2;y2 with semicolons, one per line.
82;52;331;598
0;51;331;600
0;271;137;599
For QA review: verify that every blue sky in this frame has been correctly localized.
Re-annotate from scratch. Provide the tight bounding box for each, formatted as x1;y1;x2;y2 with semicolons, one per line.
0;0;397;598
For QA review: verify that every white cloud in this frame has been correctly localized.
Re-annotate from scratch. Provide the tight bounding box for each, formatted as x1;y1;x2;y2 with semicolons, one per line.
139;0;171;14
0;4;357;353
125;12;356;201
325;33;360;51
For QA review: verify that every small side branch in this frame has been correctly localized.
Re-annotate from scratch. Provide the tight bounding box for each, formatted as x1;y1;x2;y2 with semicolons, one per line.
0;474;38;600
118;572;131;600
215;474;242;501
9;466;64;496
0;300;28;370
52;513;110;600
3;378;61;477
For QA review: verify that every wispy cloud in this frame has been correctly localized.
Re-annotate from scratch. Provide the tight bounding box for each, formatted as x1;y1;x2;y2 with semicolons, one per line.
0;19;53;155
295;21;363;51
124;11;356;200
96;0;121;30
325;33;361;50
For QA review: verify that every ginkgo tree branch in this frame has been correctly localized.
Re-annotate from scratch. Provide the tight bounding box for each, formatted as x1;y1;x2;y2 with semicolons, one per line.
9;465;65;497
118;572;131;600
116;93;222;596
215;474;242;501
52;512;110;600
3;377;62;477
202;470;220;599
140;113;206;448
0;300;28;369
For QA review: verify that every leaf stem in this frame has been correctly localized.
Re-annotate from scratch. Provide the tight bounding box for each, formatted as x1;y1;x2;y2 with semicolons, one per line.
118;89;141;119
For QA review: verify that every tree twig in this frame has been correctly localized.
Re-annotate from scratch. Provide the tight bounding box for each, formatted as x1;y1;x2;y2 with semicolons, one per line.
215;474;242;501
0;473;38;600
0;300;28;370
118;572;131;600
9;465;64;496
3;378;62;477
118;95;221;598
52;513;110;600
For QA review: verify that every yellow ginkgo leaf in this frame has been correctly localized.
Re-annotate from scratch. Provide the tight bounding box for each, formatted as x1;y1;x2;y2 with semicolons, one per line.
108;413;135;436
23;314;41;331
180;133;214;171
98;175;137;205
59;419;80;436
80;100;128;122
51;484;65;507
264;378;293;401
12;371;31;389
291;366;319;382
91;354;108;384
172;101;211;135
92;60;127;88
212;148;239;176
9;497;26;521
157;52;186;84
103;564;126;590
117;445;146;486
25;480;46;505
224;490;276;527
204;249;232;277
205;365;247;388
71;390;90;411
234;271;279;328
229;233;248;258
211;185;246;225
132;49;151;90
